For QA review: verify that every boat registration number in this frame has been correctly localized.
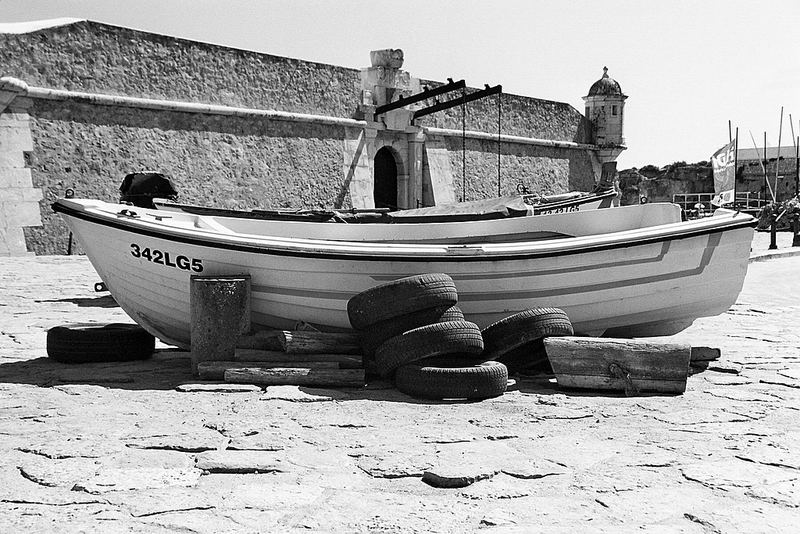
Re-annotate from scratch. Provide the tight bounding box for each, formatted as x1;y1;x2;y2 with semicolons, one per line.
539;205;580;215
130;243;204;272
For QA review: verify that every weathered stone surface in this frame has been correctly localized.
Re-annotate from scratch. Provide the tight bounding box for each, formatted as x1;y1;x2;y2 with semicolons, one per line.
681;460;798;489
259;385;347;402
194;450;286;474
745;480;800;508
123;431;229;453
355;453;433;479
16;450;200;494
226;433;285;452
777;369;800;381
422;468;498;489
176;383;262;393
1;251;800;531
460;474;535;500
501;459;565;480
105;487;216;517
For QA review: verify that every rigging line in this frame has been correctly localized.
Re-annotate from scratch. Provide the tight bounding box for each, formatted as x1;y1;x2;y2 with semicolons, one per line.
497;91;501;197
462;87;466;202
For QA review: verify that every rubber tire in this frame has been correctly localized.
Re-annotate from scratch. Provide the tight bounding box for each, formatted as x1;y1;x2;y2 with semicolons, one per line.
494;338;553;375
374;320;484;378
358;305;465;358
347;274;458;330
482;308;573;360
395;360;508;400
47;323;155;363
438;306;465;322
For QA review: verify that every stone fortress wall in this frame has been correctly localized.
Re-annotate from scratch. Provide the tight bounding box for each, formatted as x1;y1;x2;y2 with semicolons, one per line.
0;20;603;255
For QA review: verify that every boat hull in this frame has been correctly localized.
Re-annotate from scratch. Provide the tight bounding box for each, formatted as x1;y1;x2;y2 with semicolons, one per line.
54;199;755;349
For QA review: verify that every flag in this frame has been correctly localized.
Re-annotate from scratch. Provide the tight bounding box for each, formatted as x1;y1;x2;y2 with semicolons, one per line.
711;140;736;206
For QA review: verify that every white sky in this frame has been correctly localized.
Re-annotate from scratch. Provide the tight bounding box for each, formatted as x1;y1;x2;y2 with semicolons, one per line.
2;0;799;169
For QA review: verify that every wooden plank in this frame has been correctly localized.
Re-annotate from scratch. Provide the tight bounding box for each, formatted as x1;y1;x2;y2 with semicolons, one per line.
555;375;687;394
544;337;690;394
225;367;365;387
236;330;283;351
278;330;362;355
198;361;339;381
233;349;362;365
690;346;721;362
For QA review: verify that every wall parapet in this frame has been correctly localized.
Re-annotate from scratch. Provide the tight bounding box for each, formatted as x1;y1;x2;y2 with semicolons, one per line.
2;77;602;153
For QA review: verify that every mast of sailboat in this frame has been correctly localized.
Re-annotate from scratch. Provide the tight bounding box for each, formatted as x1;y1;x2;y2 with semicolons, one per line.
728;120;739;207
775;107;784;201
734;128;739;207
791;114;799;197
764;132;776;202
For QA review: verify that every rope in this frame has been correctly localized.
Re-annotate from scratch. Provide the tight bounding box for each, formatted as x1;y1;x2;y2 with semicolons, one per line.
608;362;640;397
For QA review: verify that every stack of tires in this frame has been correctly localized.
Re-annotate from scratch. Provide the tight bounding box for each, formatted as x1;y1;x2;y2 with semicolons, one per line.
347;274;508;400
481;308;574;375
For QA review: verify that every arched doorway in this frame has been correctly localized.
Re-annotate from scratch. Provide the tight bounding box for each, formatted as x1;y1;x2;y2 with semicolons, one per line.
373;147;398;210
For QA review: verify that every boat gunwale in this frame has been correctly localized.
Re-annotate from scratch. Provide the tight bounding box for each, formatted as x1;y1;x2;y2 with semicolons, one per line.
53;199;756;263
152;188;619;221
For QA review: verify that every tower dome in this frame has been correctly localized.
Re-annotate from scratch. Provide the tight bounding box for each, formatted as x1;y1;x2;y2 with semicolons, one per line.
583;66;628;162
588;67;623;97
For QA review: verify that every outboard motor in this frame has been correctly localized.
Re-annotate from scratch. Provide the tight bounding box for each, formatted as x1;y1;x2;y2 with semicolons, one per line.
119;172;178;208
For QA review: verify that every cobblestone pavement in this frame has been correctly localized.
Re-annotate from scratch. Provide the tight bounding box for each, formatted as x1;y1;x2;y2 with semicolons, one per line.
1;238;799;532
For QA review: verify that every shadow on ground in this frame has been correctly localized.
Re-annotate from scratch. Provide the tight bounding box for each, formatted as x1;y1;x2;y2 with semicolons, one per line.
35;295;119;308
0;351;677;402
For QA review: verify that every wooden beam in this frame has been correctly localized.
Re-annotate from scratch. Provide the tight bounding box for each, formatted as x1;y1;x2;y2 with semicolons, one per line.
544;337;691;395
198;361;341;381
225;367;366;387
278;330;362;355
233;349;362;365
413;84;502;120
374;79;465;116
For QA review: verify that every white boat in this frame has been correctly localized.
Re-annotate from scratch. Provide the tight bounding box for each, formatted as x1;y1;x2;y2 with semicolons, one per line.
151;190;618;244
53;198;755;349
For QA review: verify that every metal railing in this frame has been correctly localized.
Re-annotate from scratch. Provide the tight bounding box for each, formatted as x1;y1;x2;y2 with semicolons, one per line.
672;192;768;219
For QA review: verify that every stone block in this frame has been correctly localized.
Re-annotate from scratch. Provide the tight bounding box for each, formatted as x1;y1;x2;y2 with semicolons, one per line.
0;167;34;188
370;49;404;69
0;200;43;228
0;150;25;168
0;121;33;152
0;226;29;256
1;187;42;202
382;109;414;132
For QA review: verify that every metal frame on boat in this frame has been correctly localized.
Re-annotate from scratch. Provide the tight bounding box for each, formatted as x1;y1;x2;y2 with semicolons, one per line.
54;198;755;349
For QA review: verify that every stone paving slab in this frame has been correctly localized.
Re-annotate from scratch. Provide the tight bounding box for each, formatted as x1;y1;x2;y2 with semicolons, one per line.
1;245;799;532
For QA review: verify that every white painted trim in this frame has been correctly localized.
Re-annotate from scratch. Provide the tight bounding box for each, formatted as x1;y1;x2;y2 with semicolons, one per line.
1;77;602;151
9;78;367;128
